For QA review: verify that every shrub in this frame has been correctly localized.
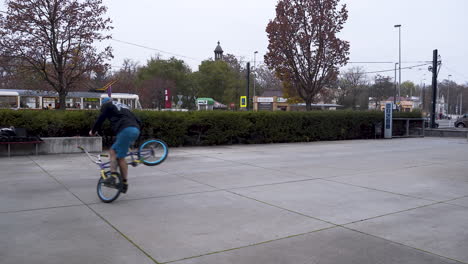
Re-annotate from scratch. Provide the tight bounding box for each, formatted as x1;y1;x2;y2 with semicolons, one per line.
0;109;421;147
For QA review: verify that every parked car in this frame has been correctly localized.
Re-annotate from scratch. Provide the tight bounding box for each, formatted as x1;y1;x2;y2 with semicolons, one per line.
454;114;468;128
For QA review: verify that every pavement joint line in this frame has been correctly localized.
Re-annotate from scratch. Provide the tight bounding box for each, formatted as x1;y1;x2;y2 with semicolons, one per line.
164;169;327;194
227;187;454;232
231;187;468;264
227;184;468;263
186;151;448;182
86;206;162;264
439;195;468;203
176;153;377;182
341;226;468;264
227;189;339;227
324;175;468;207
160;167;466;223
0;203;85;214
10;140;465;264
225;178;325;191
341;200;448;226
438;195;468;209
162;225;339;264
28;156;161;264
85;189;224;206
162;170;222;190
322;161;443;176
322;178;438;202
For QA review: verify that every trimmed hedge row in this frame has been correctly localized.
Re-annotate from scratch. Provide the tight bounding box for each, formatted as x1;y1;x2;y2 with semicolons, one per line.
0;110;421;147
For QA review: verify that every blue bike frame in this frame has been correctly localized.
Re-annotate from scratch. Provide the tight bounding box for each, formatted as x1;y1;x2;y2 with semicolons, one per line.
78;146;151;179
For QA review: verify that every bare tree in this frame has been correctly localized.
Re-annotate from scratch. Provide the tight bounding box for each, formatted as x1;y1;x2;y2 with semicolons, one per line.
371;75;393;110
337;67;368;109
255;64;283;96
0;0;113;109
265;0;350;110
139;77;175;109
110;59;140;94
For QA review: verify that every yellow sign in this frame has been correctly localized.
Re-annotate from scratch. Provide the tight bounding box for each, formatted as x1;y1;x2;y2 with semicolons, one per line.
240;96;247;108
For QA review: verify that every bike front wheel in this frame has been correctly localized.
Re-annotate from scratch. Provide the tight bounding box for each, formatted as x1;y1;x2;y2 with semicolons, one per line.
97;171;122;203
138;139;169;166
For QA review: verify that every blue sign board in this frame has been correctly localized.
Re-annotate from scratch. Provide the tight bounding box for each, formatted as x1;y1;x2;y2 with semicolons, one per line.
384;103;393;139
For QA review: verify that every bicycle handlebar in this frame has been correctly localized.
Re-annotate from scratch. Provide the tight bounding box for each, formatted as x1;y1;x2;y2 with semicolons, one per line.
77;145;105;164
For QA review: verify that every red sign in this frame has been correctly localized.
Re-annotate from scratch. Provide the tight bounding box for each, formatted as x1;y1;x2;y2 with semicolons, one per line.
164;88;172;109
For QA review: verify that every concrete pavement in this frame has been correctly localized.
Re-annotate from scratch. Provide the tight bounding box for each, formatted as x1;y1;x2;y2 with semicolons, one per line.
1;138;467;263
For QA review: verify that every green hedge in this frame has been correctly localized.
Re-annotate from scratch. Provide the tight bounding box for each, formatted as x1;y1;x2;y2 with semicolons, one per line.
0;109;421;147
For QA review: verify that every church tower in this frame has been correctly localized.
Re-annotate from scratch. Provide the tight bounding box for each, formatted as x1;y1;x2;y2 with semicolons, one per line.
214;41;224;61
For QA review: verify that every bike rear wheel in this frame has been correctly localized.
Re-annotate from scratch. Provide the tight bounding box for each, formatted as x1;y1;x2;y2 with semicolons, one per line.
97;171;122;203
138;139;168;166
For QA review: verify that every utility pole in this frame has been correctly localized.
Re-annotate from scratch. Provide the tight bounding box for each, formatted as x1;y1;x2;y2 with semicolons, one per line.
246;62;250;111
461;92;463;115
421;83;426;112
253;51;258;98
394;25;402;104
447;74;452;116
430;49;438;128
394;63;398;107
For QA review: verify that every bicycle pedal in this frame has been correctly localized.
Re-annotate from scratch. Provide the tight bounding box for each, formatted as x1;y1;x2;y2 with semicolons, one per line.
131;162;138;167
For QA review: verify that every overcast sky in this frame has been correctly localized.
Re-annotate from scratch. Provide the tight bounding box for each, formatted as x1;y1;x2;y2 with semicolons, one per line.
3;0;468;85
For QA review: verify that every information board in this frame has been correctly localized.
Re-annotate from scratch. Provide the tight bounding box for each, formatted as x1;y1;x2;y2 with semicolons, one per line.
384;103;393;139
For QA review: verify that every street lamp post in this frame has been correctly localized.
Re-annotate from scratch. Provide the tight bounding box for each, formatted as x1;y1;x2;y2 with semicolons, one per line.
394;25;402;104
394;62;398;107
422;81;426;111
253;51;258;98
447;74;452;116
459;92;463;115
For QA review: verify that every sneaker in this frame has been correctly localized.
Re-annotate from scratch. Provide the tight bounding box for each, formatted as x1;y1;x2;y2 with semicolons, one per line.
102;172;118;187
121;182;128;194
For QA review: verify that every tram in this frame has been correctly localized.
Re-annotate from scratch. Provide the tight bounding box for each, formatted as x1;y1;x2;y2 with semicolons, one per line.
0;89;142;110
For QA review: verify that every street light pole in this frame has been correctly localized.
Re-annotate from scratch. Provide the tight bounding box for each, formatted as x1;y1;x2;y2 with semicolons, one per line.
447;74;452;116
393;62;398;106
253;51;258;98
394;25;402;104
458;88;463;115
394;62;398;107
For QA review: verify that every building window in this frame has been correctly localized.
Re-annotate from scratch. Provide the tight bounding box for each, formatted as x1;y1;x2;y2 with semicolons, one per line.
66;98;81;109
121;98;135;109
20;96;40;109
43;97;58;109
0;96;18;108
84;98;100;109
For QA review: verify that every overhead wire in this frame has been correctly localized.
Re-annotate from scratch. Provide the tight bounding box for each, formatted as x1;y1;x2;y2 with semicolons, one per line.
361;63;432;74
111;38;203;62
105;38;445;79
443;65;468;81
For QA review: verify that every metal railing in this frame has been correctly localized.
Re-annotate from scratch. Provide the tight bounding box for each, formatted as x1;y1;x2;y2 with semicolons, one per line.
392;118;425;138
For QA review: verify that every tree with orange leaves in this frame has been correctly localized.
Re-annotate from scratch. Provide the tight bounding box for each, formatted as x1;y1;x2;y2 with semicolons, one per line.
265;0;350;110
0;0;113;110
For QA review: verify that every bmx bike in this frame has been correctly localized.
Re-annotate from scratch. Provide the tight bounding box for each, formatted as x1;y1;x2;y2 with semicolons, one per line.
78;139;168;203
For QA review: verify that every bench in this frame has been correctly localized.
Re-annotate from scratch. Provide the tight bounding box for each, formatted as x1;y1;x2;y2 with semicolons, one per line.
0;140;43;157
0;127;43;157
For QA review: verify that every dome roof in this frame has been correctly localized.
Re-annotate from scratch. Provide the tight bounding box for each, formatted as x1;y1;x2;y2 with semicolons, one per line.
214;41;223;53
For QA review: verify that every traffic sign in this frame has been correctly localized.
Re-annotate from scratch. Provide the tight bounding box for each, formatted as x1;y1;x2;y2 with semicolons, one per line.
240;96;247;108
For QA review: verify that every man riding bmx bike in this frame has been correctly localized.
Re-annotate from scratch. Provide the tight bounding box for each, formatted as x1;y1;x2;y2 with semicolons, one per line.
89;97;141;194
